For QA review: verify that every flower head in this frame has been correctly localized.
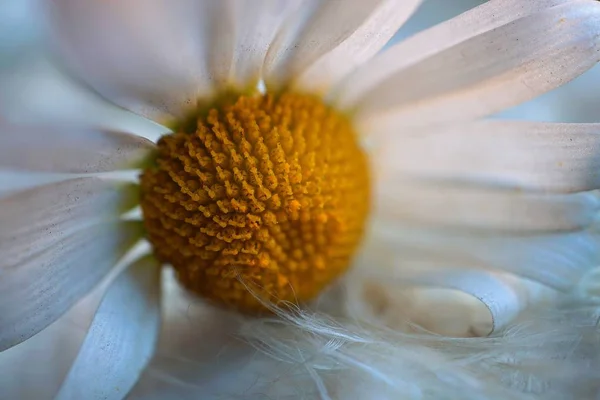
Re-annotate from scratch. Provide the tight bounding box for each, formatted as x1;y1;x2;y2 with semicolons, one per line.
1;0;600;399
140;92;370;312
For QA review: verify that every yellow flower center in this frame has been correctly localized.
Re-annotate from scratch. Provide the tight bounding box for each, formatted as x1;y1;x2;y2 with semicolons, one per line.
140;92;370;313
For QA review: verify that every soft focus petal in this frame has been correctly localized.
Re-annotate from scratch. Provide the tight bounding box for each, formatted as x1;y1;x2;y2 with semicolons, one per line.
335;0;572;107
207;0;301;90
0;170;72;198
46;0;215;122
345;1;600;132
264;0;423;92
0;281;103;399
578;267;600;297
376;178;600;233
0;125;155;173
56;256;161;400
0;220;143;351
367;221;600;291
0;178;138;268
128;269;257;399
375;121;600;193
0;57;168;142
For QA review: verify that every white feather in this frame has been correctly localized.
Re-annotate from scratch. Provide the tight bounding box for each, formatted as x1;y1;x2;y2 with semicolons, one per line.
233;289;600;400
135;270;599;400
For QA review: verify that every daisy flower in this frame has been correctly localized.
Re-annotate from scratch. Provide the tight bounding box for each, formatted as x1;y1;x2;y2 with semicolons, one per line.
2;0;600;399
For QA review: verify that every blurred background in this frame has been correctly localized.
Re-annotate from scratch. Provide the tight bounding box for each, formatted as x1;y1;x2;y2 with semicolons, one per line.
0;0;599;129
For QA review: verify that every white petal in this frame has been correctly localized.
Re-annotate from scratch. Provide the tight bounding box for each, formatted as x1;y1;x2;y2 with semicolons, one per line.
0;125;155;173
264;0;423;92
0;221;143;351
0;178;138;268
56;256;161;400
46;0;216;122
376;178;600;233
207;0;302;90
345;1;600;132
335;0;573;107
375;121;600;193
368;221;600;291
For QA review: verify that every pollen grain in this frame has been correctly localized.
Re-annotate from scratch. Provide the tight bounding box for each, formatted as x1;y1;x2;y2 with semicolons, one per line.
140;92;370;313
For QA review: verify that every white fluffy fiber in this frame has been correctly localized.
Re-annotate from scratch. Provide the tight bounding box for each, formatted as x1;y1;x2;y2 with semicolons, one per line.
118;262;600;400
234;286;600;400
16;262;591;400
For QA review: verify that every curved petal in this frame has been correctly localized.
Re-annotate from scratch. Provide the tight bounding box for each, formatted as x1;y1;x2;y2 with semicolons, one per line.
375;178;600;233
0;178;138;268
46;0;215;122
367;221;600;291
404;272;556;335
55;256;161;400
396;288;494;337
345;1;600;133
0;220;143;351
0;125;155;173
335;0;572;107
264;0;423;93
375;121;600;193
352;271;556;337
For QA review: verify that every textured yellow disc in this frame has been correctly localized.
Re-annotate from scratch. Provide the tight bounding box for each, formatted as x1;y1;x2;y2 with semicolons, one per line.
140;92;370;313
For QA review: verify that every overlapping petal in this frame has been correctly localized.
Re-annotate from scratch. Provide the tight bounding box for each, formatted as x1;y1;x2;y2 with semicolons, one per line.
0;178;142;351
339;1;600;133
265;0;423;93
